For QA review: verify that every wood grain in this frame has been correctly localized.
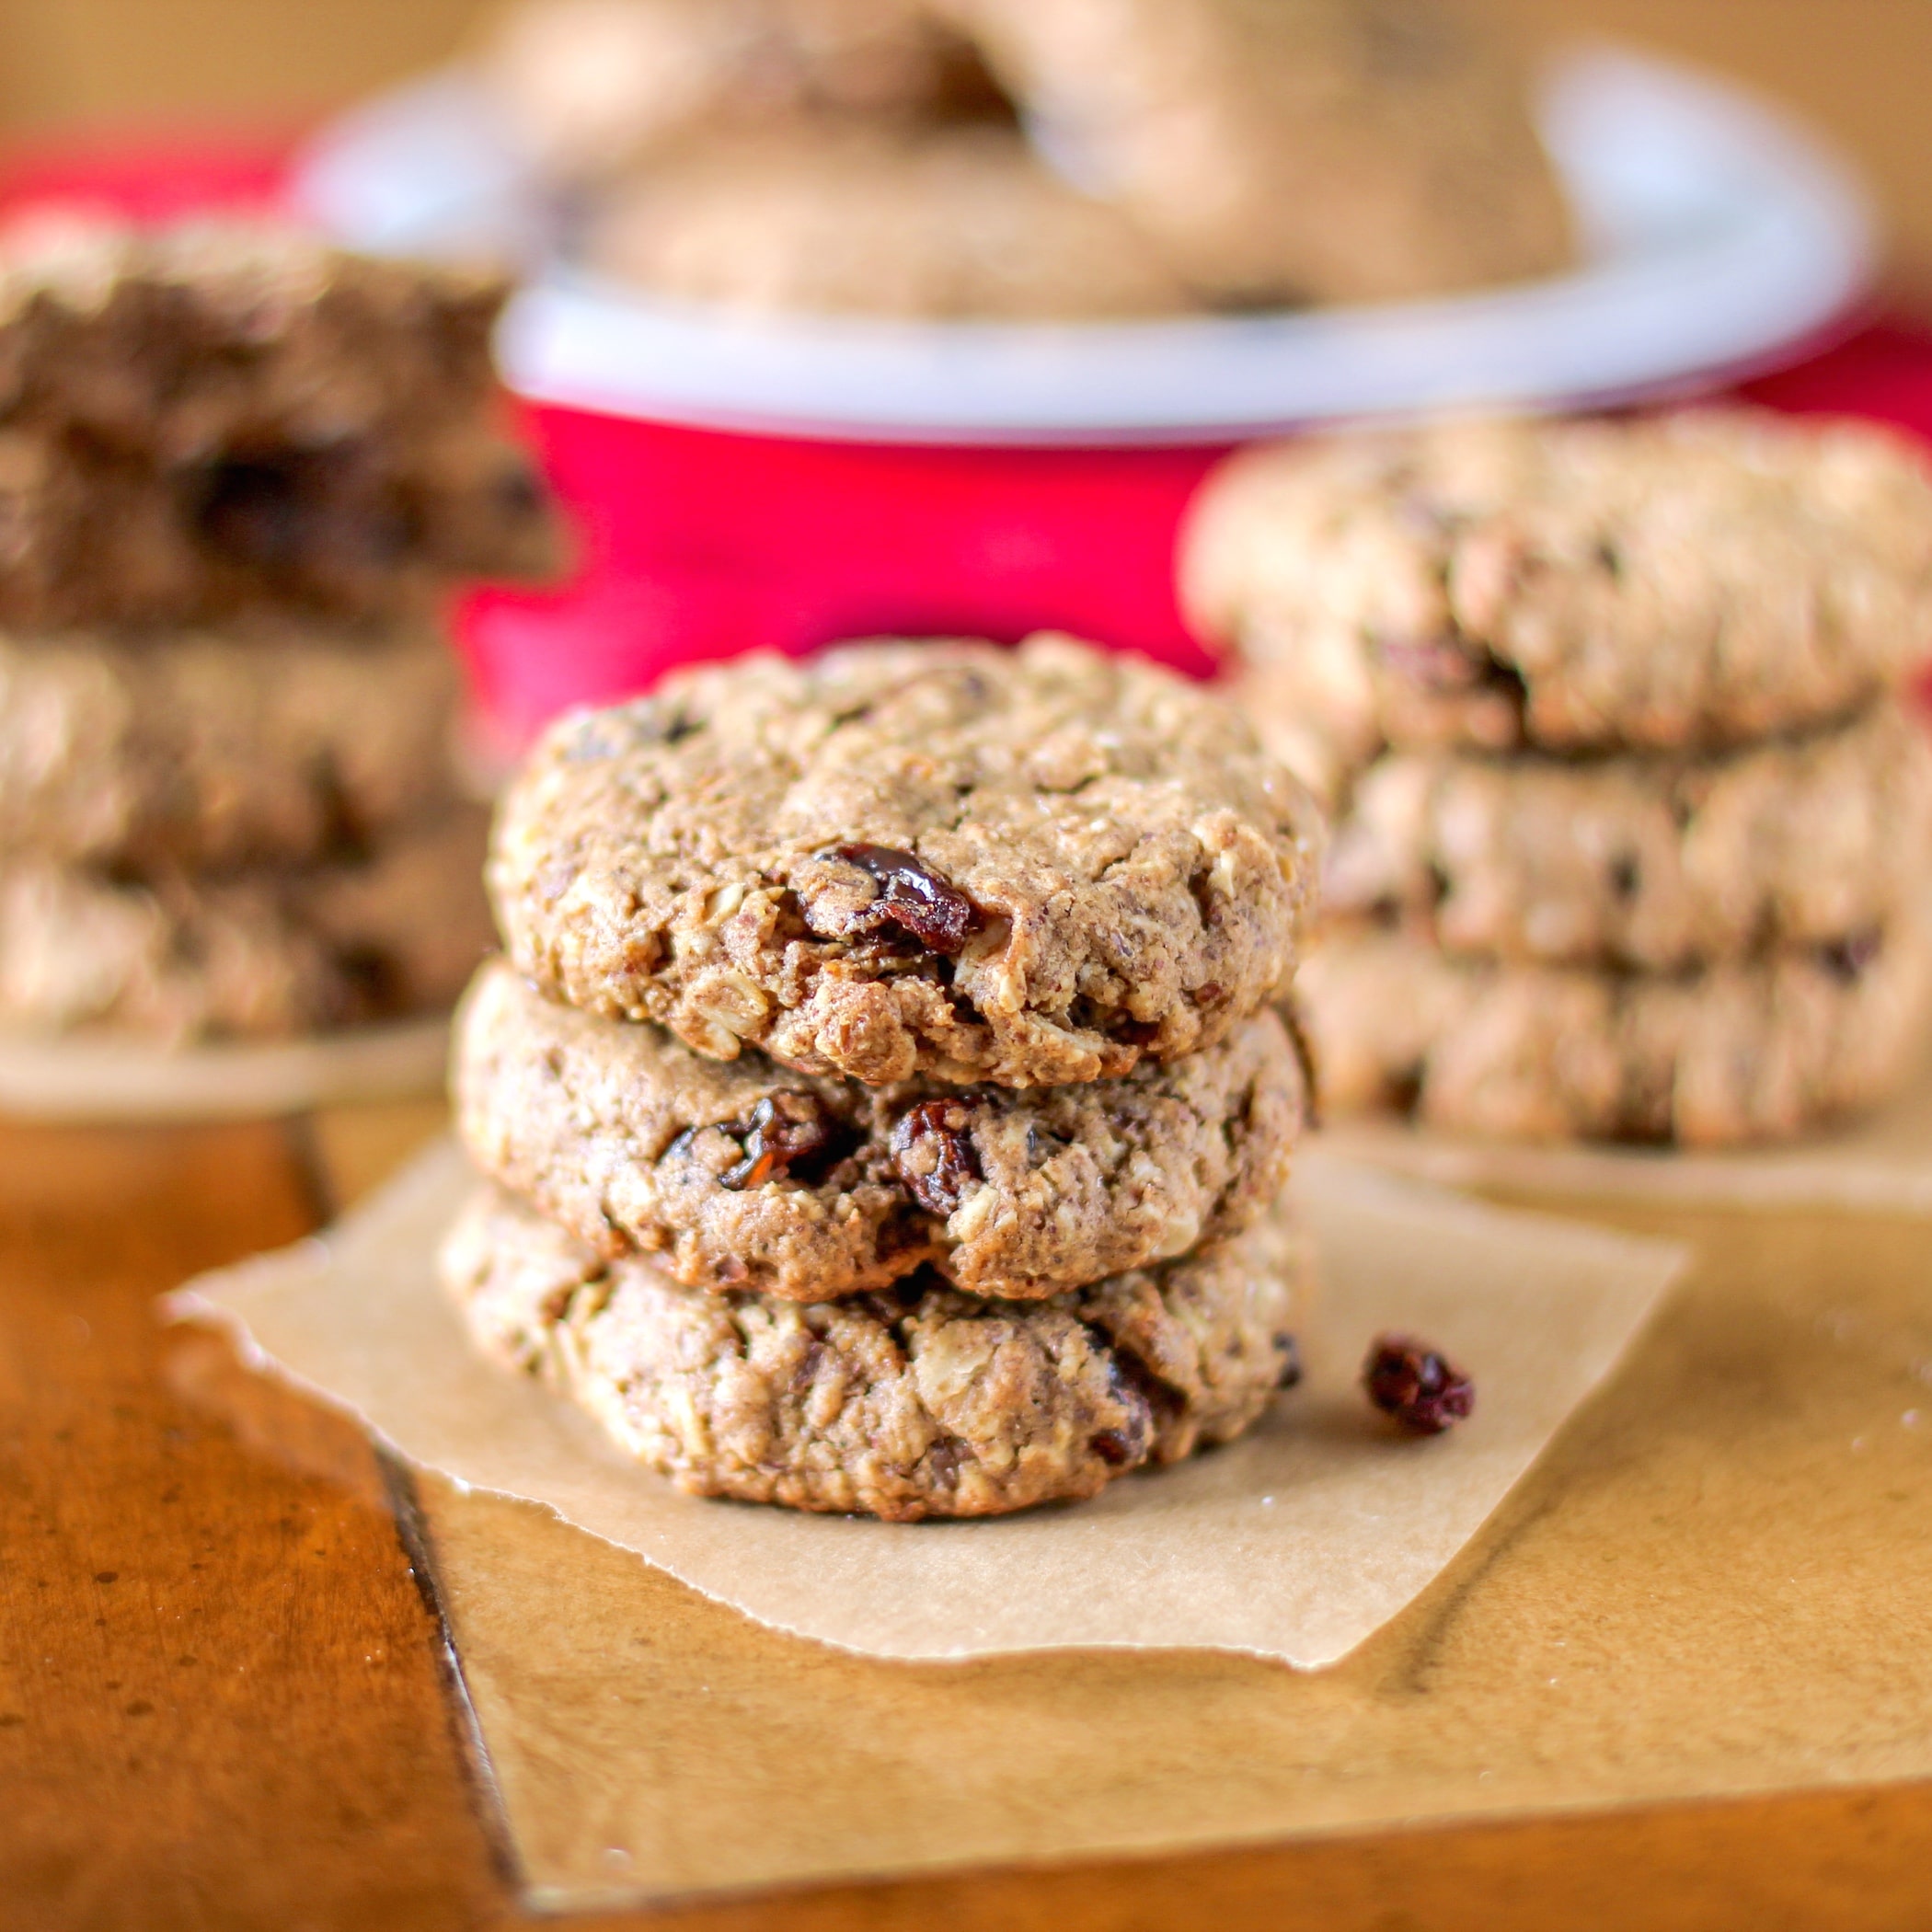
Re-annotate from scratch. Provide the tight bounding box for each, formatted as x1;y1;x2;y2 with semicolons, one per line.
0;1117;503;1930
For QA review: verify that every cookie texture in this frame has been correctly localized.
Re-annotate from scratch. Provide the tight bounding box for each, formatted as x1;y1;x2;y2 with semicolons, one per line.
1297;918;1932;1146
0;218;560;626
0;218;507;457
454;956;1305;1299
582;121;1188;318
1186;411;1932;758
0;419;559;629
0;619;461;868
0;809;493;1045
1322;702;1932;971
942;0;1572;305
441;1179;1306;1519
490;635;1321;1087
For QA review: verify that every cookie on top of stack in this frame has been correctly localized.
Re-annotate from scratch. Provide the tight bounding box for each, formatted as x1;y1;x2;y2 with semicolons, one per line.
0;219;560;1046
443;634;1324;1519
1183;408;1932;1147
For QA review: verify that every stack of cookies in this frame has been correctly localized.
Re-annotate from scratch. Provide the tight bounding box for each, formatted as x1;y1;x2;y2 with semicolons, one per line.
0;219;559;1045
1184;408;1932;1146
477;0;1573;317
443;635;1323;1519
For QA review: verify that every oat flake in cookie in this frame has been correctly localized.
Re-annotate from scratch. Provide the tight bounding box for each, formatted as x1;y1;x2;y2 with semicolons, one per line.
489;636;1322;1087
454;957;1306;1300
1184;411;1932;762
441;1180;1307;1521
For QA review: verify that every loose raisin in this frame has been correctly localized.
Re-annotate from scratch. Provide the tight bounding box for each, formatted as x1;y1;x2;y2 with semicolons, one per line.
891;1098;981;1215
1363;1333;1474;1435
720;1091;840;1190
828;843;983;955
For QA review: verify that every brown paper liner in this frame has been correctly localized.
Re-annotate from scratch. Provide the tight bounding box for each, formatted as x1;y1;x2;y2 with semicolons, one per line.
168;1140;1683;1667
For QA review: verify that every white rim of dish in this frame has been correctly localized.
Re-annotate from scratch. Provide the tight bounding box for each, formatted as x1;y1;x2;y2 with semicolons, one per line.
297;42;1878;447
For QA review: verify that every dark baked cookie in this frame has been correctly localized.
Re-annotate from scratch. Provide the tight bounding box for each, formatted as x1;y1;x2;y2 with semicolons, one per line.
945;0;1572;305
0;420;559;629
1186;411;1932;759
0;619;462;868
0;809;493;1045
453;955;1305;1298
489;635;1321;1087
441;1178;1307;1519
581;121;1189;319
0;218;506;458
1321;702;1932;971
0;219;561;626
1297;916;1932;1146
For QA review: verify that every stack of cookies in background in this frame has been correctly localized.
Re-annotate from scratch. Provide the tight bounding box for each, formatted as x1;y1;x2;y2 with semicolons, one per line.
1185;408;1932;1147
443;635;1323;1519
0;219;558;1046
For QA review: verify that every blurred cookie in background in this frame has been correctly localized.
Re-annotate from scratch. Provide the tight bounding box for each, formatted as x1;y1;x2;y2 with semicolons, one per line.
478;0;1573;317
477;0;1007;186
1186;405;1932;1148
0;218;562;626
581;121;1189;318
0;216;560;1060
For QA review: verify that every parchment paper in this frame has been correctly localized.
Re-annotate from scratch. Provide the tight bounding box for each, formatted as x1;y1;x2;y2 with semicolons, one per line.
0;1016;450;1122
1318;1044;1932;1213
170;1140;1684;1668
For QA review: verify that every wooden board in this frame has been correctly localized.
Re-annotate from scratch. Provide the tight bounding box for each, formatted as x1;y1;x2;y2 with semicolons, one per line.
6;1098;1932;1929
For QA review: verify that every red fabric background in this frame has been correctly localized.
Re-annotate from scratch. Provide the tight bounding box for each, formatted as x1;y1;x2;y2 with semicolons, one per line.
6;135;1930;743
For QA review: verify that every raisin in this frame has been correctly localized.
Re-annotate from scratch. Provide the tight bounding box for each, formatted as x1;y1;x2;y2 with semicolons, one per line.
719;1091;840;1190
201;450;411;568
1363;1333;1474;1435
1817;930;1882;983
1608;854;1642;901
891;1098;981;1215
197;454;316;567
828;843;983;955
1089;1356;1156;1469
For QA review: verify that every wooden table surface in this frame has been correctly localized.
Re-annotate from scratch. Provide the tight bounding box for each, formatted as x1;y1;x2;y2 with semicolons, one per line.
2;1098;1930;1932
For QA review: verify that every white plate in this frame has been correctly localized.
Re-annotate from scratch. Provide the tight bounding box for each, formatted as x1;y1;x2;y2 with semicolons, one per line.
295;44;1876;446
